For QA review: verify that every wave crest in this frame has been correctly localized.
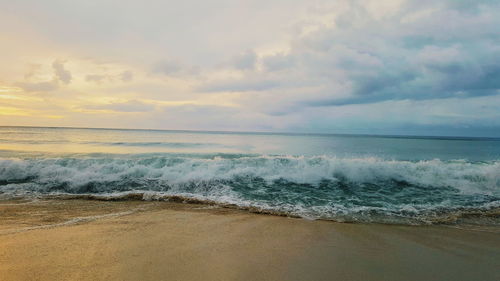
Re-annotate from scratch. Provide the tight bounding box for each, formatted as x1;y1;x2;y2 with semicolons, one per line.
1;154;499;224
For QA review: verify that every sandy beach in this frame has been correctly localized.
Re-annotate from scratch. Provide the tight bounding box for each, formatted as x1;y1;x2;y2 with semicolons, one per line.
0;199;499;281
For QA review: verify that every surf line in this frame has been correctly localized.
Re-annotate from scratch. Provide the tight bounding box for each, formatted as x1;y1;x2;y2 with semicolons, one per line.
0;205;150;236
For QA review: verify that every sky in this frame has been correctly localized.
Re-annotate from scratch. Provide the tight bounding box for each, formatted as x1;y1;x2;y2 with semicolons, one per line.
0;0;499;137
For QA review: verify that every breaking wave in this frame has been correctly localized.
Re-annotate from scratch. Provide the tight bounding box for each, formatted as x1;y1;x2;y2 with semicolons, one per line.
1;154;499;224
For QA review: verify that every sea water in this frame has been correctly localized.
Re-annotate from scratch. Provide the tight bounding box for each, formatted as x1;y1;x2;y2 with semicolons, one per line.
1;126;499;224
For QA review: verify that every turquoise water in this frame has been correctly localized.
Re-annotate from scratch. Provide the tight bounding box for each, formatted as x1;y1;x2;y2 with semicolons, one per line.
1;126;499;224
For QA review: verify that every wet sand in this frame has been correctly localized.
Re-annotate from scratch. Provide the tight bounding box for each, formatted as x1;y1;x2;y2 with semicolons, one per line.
1;199;499;281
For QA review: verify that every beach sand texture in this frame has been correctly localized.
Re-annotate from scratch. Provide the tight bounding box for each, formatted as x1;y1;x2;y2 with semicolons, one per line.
1;199;499;281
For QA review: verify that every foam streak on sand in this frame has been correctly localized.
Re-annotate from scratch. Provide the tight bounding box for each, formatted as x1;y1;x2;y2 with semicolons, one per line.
0;205;148;235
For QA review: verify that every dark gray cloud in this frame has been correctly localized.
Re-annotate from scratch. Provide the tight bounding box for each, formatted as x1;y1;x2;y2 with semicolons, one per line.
203;0;500;111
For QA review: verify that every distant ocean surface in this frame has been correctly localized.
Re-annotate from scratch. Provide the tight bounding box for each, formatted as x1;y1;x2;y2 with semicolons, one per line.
1;126;499;225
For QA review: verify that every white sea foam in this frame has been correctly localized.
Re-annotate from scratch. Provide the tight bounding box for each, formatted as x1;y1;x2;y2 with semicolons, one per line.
0;155;498;193
1;155;499;224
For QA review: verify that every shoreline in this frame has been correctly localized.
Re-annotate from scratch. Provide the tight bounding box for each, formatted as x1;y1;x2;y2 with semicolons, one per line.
1;199;499;281
3;192;500;226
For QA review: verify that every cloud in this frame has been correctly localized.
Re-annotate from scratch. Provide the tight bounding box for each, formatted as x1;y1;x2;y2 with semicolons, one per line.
2;0;500;136
229;50;257;70
85;71;134;84
13;60;74;92
87;100;154;112
85;74;109;83
262;53;295;72
15;80;59;92
153;60;181;75
199;76;279;92
158;104;288;131
446;0;500;12
24;64;42;80
152;60;199;77
52;60;72;84
203;0;500;110
120;70;133;82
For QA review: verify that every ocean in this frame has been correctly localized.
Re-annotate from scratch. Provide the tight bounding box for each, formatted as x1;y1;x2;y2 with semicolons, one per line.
1;126;499;225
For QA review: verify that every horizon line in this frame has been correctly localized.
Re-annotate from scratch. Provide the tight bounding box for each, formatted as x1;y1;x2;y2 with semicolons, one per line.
1;125;499;140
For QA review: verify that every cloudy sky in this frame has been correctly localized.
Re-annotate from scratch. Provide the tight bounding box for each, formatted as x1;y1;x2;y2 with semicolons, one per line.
1;0;499;136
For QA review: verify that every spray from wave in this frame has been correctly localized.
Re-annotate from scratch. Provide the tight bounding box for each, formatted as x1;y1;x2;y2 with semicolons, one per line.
1;154;499;224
